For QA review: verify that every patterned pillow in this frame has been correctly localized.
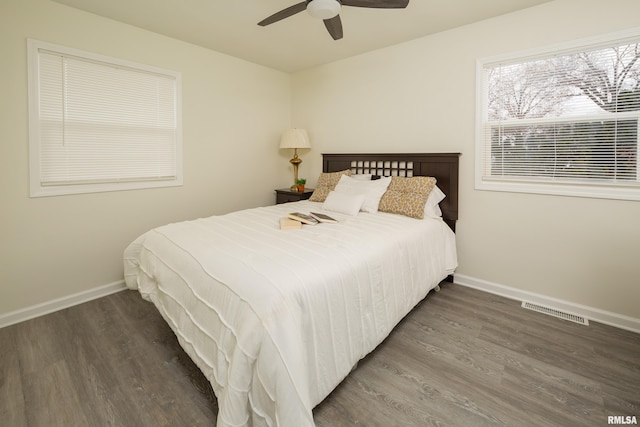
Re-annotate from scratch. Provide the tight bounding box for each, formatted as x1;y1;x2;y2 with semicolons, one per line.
309;169;352;202
378;176;437;219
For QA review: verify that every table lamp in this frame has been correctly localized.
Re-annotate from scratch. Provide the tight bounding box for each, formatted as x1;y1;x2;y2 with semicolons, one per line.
280;129;311;191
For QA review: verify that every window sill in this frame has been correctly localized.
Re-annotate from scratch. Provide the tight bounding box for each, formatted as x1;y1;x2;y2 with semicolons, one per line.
475;178;640;201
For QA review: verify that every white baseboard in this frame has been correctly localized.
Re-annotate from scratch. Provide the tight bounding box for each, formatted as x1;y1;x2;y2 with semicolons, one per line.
454;274;640;334
3;276;638;335
0;280;127;329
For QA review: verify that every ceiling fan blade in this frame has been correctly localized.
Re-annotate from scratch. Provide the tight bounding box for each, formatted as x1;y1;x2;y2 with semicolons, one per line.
258;2;308;26
324;15;343;40
341;0;409;8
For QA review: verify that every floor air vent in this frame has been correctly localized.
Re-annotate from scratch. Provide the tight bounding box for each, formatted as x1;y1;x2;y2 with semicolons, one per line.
521;301;589;325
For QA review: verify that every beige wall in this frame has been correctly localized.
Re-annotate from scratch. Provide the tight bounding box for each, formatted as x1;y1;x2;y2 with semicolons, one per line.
0;0;292;316
292;0;640;319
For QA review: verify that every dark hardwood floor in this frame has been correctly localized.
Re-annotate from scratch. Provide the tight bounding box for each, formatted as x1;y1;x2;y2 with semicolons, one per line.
1;283;638;426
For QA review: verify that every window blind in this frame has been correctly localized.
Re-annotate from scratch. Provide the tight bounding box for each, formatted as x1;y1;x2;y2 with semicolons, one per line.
477;30;640;200
29;40;181;196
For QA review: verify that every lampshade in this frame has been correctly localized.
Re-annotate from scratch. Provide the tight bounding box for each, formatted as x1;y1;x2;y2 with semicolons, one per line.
279;129;311;149
307;0;341;20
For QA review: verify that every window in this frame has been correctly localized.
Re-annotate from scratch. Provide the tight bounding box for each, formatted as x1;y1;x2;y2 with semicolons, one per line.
28;39;182;197
476;29;640;200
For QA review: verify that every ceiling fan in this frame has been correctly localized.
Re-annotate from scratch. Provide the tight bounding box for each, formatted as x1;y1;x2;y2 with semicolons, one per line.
258;0;410;41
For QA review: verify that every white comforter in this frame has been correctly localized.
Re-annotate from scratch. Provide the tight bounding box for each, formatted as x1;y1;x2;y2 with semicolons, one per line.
123;200;457;427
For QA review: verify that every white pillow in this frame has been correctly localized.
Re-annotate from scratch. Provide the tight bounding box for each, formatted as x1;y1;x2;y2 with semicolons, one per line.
322;191;365;216
333;175;391;213
424;185;446;218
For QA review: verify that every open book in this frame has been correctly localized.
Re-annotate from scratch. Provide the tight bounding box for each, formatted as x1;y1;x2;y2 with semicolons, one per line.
310;212;338;223
288;212;319;225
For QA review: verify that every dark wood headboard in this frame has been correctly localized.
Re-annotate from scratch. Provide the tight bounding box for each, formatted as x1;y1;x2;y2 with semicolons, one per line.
322;153;460;231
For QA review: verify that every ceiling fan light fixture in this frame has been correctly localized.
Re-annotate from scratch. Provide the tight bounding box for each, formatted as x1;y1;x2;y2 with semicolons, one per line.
307;0;341;20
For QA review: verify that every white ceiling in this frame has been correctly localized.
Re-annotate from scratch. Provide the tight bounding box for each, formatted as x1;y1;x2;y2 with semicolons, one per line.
52;0;551;73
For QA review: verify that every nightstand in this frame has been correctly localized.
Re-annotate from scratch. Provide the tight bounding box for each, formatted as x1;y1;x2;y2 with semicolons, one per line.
275;188;314;204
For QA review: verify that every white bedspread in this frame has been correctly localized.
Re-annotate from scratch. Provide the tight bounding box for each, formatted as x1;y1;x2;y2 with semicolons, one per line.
123;200;457;426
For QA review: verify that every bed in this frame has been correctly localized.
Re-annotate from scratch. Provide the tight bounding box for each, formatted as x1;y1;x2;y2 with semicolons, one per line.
123;152;460;427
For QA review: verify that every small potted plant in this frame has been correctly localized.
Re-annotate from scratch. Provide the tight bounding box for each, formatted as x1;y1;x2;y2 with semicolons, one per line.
296;178;306;192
